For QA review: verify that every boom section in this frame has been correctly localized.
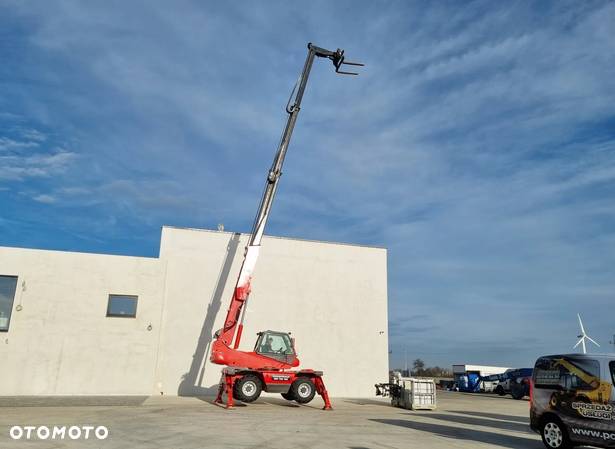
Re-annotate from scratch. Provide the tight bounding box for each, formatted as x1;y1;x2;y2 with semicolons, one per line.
213;43;364;350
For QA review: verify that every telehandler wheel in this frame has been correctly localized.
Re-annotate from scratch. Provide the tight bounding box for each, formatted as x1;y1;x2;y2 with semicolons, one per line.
281;392;295;401
233;374;262;403
290;377;316;404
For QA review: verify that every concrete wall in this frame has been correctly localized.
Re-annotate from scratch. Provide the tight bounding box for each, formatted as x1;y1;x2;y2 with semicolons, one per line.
157;227;389;397
0;226;388;397
0;247;165;395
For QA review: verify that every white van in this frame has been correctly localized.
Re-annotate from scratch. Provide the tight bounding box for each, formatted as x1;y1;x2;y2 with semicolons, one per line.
530;353;615;449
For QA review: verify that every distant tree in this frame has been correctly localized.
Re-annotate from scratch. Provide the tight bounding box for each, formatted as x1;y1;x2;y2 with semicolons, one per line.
422;366;452;377
413;358;425;374
405;361;453;378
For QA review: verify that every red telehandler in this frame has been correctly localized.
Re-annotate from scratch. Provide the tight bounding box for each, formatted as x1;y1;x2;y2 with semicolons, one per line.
211;43;363;409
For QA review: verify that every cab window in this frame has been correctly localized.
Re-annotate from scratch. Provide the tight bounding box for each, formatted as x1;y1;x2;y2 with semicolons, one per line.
258;334;293;354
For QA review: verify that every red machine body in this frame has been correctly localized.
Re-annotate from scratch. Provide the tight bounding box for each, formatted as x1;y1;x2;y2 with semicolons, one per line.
209;43;362;409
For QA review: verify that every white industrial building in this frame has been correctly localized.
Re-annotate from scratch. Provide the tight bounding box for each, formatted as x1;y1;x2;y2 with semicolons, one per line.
452;365;511;377
0;226;388;398
452;364;511;392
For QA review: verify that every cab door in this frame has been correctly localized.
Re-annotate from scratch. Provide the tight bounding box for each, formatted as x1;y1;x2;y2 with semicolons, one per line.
609;361;615;401
561;358;614;448
602;361;615;446
609;361;615;424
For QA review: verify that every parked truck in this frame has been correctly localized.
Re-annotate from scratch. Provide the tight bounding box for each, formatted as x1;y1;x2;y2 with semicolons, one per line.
484;368;533;400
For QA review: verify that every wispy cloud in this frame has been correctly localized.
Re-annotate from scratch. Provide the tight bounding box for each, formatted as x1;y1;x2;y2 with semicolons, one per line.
1;0;614;367
0;150;76;181
31;193;56;204
0;137;39;152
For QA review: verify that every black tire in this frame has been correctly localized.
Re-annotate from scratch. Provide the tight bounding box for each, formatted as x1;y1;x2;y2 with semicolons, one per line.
290;377;316;404
281;392;295;401
541;417;573;449
233;374;262;403
495;385;505;396
511;383;526;400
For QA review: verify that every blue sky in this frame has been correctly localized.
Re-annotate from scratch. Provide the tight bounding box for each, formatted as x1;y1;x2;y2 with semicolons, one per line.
1;1;614;369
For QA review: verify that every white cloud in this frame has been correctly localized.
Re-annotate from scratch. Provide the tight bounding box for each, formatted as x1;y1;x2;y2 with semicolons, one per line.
32;193;56;204
0;137;39;152
21;128;47;142
0;151;77;181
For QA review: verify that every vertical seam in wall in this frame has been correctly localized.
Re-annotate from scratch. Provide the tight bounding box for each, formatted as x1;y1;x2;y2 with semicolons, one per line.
151;257;169;395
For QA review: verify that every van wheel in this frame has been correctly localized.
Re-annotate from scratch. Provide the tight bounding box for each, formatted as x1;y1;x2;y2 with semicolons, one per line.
541;418;572;449
233;375;262;403
290;377;316;404
495;385;505;396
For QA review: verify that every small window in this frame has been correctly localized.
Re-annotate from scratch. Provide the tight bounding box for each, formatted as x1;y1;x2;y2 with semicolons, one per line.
0;275;18;331
106;295;138;318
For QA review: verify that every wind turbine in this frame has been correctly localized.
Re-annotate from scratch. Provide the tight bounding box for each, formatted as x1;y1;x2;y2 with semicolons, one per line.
574;314;600;354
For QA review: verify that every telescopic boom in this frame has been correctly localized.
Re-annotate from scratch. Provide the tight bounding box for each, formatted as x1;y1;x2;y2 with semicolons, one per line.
212;43;363;357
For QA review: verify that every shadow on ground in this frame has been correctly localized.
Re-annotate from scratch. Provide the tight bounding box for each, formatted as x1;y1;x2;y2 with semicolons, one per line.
456;392;528;402
370;419;542;449
193;395;326;409
0;396;148;407
343;398;392;407
448;410;529;424
413;412;530;433
178;233;241;397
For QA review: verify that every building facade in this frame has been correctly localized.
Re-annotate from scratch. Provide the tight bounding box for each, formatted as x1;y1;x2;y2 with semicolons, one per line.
0;226;388;398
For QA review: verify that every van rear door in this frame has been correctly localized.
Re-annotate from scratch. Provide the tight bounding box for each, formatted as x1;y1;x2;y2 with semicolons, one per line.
557;357;614;448
534;356;615;446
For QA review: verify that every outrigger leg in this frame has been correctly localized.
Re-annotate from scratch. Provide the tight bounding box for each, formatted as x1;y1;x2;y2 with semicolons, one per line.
314;376;333;410
214;371;237;409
